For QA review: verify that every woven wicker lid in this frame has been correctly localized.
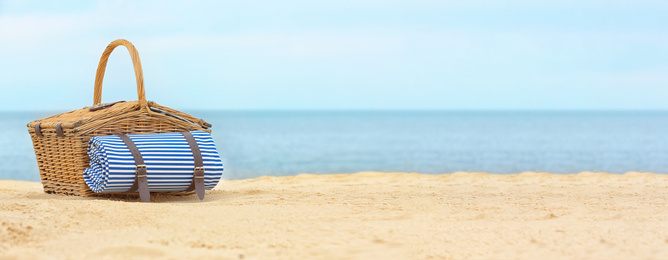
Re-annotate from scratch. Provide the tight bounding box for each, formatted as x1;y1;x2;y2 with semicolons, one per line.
26;101;211;130
26;39;211;132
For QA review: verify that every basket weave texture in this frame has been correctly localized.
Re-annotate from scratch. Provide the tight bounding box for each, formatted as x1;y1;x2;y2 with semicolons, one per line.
26;39;211;196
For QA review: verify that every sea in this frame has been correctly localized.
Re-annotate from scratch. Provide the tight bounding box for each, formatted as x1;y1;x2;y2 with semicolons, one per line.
2;110;668;181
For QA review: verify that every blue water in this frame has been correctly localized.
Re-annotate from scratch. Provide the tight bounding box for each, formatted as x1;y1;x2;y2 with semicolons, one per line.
2;110;668;181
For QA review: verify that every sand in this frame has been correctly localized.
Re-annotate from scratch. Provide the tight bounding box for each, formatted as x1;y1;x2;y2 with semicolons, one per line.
1;172;668;259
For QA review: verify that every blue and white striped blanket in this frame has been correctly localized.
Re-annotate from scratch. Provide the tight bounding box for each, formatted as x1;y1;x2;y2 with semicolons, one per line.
83;131;224;193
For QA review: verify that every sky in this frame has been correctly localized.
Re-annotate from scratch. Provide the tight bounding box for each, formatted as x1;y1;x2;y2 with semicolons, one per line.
1;0;668;111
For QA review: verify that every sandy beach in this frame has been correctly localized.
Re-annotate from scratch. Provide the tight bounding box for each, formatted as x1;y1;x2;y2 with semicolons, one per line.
1;172;668;259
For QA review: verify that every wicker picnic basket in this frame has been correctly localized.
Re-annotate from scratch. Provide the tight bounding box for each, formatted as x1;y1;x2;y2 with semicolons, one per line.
26;39;212;197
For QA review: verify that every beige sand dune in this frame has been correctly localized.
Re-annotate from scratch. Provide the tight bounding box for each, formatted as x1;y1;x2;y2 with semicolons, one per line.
2;172;668;259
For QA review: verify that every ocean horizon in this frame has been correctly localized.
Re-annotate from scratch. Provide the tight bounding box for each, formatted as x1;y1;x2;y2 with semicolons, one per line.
3;110;668;181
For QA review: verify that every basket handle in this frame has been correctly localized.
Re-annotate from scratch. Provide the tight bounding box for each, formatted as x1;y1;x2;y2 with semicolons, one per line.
93;39;147;109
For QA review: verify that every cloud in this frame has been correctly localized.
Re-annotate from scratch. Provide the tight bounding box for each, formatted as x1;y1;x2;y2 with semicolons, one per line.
140;31;406;58
594;68;668;86
0;1;168;55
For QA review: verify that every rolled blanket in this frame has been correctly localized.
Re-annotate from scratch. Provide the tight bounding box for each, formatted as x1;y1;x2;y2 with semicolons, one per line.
83;131;224;193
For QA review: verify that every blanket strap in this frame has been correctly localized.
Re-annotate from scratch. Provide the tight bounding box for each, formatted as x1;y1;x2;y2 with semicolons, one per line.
180;131;206;200
115;133;150;202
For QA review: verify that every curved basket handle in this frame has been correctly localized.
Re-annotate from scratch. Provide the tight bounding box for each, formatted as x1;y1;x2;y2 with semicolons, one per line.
93;39;147;109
